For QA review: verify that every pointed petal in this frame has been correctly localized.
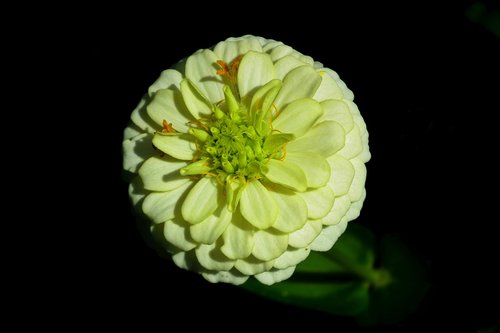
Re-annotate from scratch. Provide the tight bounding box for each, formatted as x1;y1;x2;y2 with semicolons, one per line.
239;180;278;229
273;98;323;137
348;158;367;202
299;186;335;219
288;220;323;248
313;69;344;101
274;247;311;269
274;65;321;110
320;99;354;133
163;219;197;251
287;120;345;158
138;156;189;191
130;95;160;133
142;181;192;223
309;220;348;251
202;270;249;285
254;266;295;285
237;51;275;97
252;229;288;261
263;159;307;192
180;79;213;119
221;210;255;259
274;55;308;80
181;177;220;224
337;124;363;159
148;69;183;95
185;49;224;103
327;155;355;196
123;133;155;173
268;186;308;233
190;205;232;244
213;36;263;63
196;242;235;271
147;88;193;132
152;133;196;160
235;256;274;275
285;152;331;188
322;194;351;226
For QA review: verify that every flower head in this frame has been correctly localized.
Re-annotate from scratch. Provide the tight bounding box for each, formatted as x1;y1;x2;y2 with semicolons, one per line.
123;35;370;285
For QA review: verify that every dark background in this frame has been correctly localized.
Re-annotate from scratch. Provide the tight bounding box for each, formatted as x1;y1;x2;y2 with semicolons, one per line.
31;2;499;331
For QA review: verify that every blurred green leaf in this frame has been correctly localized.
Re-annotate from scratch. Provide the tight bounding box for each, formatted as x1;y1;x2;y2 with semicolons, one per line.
356;235;430;326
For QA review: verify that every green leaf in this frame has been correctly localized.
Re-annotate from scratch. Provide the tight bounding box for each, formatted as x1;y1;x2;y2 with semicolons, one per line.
355;235;430;326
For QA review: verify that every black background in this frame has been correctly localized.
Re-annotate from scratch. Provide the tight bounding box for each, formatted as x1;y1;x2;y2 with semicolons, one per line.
29;2;499;331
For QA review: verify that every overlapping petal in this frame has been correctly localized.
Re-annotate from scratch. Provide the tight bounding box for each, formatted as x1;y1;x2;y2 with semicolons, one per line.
123;35;370;285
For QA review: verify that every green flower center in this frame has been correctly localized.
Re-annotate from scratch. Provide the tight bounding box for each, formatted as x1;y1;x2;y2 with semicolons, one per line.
179;56;291;186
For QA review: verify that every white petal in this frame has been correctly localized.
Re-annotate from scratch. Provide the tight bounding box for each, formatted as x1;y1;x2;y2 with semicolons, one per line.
185;49;224;104
268;44;312;64
123;133;155;173
322;194;351;226
172;250;201;271
235;256;274;275
148;69;183;95
285;152;331;188
138;156;189;191
130;96;160;133
327;155;355;196
343;189;367;223
313;69;345;101
142;181;192;224
309;220;348;252
299;186;335;219
254;266;295;285
288;220;323;248
147;88;193;133
128;176;148;209
320;99;354;133
202;270;249;285
263;159;307;192
152;133;196;160
180;79;213;120
237;51;275;97
287;120;345;158
274;55;309;80
196;242;235;271
239;180;278;229
221;210;255;260
252;229;288;261
274;247;311;269
348;158;367;202
181;177;220;224
190;205;232;244
214;36;263;63
123;124;142;140
273;98;323;138
337;124;363;159
163;219;197;251
359;131;371;163
274;65;322;110
262;40;283;53
268;186;308;233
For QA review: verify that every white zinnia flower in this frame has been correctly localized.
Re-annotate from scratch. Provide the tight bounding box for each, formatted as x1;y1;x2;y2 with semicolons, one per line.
123;35;370;285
